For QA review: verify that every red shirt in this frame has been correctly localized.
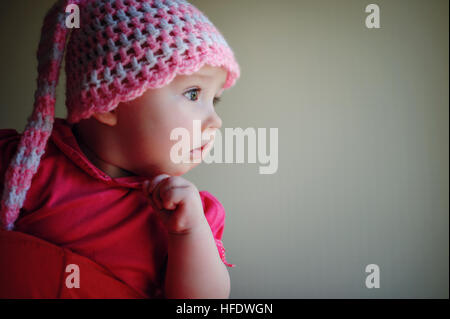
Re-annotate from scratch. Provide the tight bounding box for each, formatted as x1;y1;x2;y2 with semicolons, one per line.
0;118;235;298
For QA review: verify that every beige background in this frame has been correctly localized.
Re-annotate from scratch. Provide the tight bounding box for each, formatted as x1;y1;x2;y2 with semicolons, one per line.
0;0;448;298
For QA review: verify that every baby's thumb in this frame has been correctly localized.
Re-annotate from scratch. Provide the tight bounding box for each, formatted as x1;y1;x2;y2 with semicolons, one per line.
148;174;171;194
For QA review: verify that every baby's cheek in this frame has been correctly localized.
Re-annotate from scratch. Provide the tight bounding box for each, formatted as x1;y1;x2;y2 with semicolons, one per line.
123;132;156;161
127;123;194;174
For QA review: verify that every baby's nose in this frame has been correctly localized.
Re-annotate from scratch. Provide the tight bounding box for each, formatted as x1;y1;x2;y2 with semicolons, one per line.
202;128;217;142
206;109;222;130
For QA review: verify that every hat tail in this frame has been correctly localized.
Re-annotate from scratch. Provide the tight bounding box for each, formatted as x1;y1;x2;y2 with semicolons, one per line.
0;0;73;230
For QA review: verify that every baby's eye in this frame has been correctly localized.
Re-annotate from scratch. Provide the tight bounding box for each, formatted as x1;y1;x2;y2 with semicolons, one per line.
183;88;221;107
184;88;200;102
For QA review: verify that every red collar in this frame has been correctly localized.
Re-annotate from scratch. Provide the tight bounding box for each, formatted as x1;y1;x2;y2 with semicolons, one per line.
50;118;148;190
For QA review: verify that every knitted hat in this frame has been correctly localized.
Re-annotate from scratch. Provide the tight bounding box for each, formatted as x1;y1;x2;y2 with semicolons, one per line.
1;0;240;230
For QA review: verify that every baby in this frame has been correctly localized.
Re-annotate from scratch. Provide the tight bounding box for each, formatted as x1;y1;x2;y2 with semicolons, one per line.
0;0;240;299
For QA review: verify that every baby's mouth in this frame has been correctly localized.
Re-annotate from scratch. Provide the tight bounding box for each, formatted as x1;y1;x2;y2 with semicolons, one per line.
191;139;213;153
190;139;215;158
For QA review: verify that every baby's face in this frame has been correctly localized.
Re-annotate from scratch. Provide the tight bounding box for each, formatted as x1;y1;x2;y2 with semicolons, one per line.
114;65;227;177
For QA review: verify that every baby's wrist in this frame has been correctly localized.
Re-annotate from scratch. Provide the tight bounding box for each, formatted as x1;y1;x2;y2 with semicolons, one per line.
167;216;209;237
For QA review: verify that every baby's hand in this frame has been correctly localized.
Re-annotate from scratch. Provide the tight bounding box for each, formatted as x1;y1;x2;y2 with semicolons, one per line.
142;174;206;235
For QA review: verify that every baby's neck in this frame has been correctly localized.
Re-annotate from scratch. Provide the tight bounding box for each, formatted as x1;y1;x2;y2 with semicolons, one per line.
72;125;136;179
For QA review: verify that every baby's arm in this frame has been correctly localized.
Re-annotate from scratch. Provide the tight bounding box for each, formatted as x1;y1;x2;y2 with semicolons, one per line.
165;219;231;299
143;175;230;299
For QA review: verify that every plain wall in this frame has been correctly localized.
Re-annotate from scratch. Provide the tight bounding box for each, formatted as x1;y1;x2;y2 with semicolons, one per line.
0;0;448;298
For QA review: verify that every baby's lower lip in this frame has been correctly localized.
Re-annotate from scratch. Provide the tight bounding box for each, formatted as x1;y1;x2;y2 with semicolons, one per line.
190;141;212;159
190;145;203;153
190;141;210;153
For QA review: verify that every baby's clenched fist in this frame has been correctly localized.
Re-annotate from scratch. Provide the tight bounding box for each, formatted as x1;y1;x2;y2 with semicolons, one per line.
142;174;207;235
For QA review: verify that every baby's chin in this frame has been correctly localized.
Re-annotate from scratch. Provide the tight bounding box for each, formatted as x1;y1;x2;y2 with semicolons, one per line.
166;161;203;176
136;161;202;178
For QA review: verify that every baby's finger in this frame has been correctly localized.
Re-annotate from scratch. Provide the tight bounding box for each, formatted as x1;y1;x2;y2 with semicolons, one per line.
148;174;171;194
157;178;189;210
152;177;168;210
160;185;190;211
151;176;180;210
158;176;188;193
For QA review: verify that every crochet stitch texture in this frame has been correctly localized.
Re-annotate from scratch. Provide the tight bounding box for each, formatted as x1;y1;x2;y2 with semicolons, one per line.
0;0;240;230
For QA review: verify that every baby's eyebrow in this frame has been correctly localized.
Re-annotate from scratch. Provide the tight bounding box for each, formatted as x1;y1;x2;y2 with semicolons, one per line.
184;73;226;90
188;73;213;81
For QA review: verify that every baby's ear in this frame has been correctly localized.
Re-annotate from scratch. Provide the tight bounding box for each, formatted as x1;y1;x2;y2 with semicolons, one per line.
92;109;118;127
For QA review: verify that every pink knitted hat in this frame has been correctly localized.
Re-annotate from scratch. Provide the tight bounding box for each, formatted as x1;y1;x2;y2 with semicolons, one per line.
0;0;240;230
